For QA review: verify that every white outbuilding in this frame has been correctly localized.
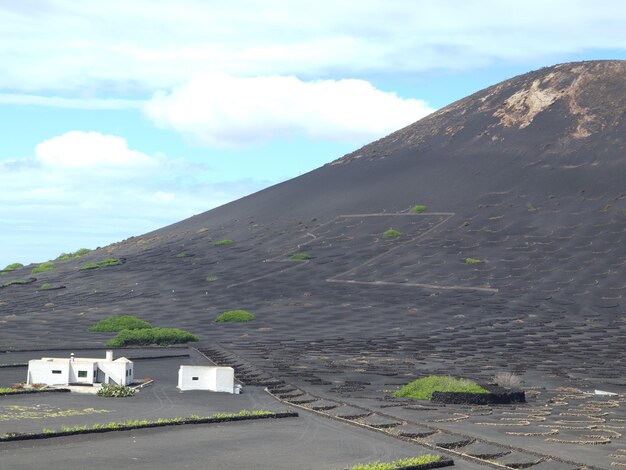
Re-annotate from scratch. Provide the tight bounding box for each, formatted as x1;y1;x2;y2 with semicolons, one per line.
27;350;133;387
177;365;235;393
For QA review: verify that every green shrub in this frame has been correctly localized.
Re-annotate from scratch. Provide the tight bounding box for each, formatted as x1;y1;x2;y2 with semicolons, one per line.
80;258;120;270
382;229;401;239
31;262;54;274
97;384;135;398
290;252;312;261
81;263;99;270
347;455;442;470
206;275;220;282
89;315;152;332
3;263;23;272
465;257;482;264
411;205;428;214
1;279;30;288
41;283;52;290
56;248;91;261
394;375;488;400
106;327;199;347
212;239;233;246
215;310;256;323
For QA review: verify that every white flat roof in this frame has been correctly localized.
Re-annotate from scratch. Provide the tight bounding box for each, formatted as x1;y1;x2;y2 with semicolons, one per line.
32;357;132;364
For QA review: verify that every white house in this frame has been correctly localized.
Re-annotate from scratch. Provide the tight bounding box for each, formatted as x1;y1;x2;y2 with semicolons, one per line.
177;365;235;393
27;351;133;386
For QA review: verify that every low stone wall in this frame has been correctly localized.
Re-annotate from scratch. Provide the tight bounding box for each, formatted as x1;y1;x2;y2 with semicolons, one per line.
431;390;525;405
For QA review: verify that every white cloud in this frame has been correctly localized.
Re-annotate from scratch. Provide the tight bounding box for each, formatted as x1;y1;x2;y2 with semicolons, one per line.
1;1;626;94
144;73;434;146
35;131;157;169
0;132;269;268
0;94;141;109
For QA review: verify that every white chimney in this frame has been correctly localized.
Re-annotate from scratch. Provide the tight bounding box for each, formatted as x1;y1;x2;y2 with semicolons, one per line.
105;350;113;362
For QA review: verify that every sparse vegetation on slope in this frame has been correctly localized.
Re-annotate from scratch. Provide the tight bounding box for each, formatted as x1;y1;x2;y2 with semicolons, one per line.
290;252;312;260
89;315;152;332
1;279;31;288
465;257;482;264
212;239;234;246
106;327;198;346
394;375;488;400
80;258;120;270
383;229;401;239
215;310;256;323
31;262;54;274
56;248;91;261
2;263;23;272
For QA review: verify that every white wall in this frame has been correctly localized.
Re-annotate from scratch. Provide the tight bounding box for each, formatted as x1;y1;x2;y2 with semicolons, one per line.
97;361;132;385
177;366;234;392
27;360;70;386
213;367;235;393
68;362;96;384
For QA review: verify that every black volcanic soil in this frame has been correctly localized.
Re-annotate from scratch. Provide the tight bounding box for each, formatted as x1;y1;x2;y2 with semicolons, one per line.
1;60;625;469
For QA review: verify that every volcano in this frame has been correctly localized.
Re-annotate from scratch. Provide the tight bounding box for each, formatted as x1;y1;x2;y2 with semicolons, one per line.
1;60;626;467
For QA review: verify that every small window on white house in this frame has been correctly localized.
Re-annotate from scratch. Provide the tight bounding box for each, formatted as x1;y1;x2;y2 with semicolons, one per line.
192;377;199;381
78;371;88;378
52;370;62;374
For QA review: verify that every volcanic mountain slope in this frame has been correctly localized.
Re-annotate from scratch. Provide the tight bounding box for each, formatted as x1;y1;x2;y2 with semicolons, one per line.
2;60;625;376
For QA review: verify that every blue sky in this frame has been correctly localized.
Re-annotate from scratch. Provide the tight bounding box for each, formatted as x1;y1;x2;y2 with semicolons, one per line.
2;1;626;268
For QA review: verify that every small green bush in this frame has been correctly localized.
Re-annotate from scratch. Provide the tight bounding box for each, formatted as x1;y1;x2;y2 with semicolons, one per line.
215;310;256;323
348;455;442;470
3;263;23;272
212;239;233;246
206;275;220;282
97;384;135;398
31;262;54;274
383;229;401;239
290;252;312;261
41;283;52;290
89;315;152;332
1;279;30;288
106;327;199;347
56;248;91;261
394;375;488;400
80;258;120;270
465;257;482;264
411;205;428;214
